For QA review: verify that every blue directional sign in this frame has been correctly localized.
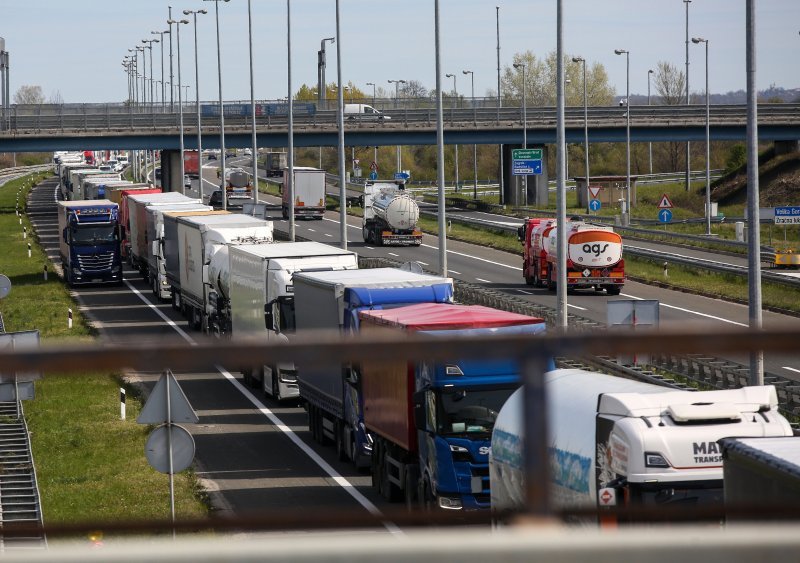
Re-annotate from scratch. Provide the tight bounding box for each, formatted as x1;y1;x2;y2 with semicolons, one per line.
394;172;410;181
774;206;800;225
512;148;543;176
589;199;601;212
369;171;378;181
658;209;673;223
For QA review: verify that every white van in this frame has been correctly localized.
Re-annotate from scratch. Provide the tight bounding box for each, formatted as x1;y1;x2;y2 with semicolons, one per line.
343;104;390;120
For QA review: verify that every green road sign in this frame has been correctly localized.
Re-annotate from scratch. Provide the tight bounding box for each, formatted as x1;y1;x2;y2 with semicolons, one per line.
512;148;543;160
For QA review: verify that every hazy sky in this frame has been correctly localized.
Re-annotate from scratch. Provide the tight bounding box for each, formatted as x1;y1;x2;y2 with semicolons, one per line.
2;0;798;103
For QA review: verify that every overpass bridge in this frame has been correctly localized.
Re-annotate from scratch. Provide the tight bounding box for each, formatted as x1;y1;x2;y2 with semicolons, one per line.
1;101;799;153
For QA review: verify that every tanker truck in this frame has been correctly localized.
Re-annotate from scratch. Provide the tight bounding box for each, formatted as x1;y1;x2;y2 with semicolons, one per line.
361;181;422;246
490;369;794;522
518;217;624;295
225;169;253;206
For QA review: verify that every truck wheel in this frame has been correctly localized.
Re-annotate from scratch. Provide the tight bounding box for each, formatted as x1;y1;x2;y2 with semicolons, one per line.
242;368;253;387
271;373;281;401
282;206;289;219
403;465;420;509
546;265;556;291
374;228;383;247
362;226;371;243
371;441;383;494
171;290;180;311
606;285;622;296
335;421;347;462
420;477;435;511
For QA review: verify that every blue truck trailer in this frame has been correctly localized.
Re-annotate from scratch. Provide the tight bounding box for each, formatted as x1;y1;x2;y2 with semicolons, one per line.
57;200;122;286
357;302;550;511
294;268;455;468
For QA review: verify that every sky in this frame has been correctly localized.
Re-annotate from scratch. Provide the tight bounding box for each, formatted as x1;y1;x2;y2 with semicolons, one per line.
1;0;799;104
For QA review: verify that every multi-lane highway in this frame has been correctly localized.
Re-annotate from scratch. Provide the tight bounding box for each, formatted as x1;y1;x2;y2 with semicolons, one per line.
27;164;800;525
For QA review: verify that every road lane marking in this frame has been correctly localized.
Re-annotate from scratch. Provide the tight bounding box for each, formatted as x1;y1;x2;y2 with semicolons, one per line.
782;366;800;375
448;270;461;275
388;252;399;257
475;278;492;283
123;280;196;345
567;304;587;311
308;228;316;232
324;233;332;237
417;261;429;266
518;290;533;295
620;293;748;326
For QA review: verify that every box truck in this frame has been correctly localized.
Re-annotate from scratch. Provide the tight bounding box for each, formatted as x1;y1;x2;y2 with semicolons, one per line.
281;167;326;220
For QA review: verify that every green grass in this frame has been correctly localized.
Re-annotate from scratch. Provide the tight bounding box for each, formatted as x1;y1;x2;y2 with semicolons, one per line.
0;174;209;526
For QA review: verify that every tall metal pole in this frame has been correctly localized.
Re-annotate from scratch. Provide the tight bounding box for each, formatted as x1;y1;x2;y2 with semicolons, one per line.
446;73;459;192
463;70;477;200
615;49;631;220
367;82;377;167
318;37;335;110
171;19;188;195
513;63;527;206
693;37;711;236
168;6;175;112
185;10;206;202
205;0;228;210
745;0;763;385
388;79;406;172
555;0;567;330
152;30;168;112
496;6;504;205
335;0;347;250
435;0;447;278
287;0;295;241
573;57;589;213
247;0;259;204
684;0;691;192
648;69;654;174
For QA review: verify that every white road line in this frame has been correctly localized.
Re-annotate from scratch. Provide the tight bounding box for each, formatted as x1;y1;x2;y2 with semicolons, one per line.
365;246;375;250
567;304;587;311
307;228;316;232
448;270;462;275
388;252;399;257
782;366;800;375
324;233;332;237
124;280;393;530
417;261;429;266
475;278;492;283
620;293;748;326
518;290;533;295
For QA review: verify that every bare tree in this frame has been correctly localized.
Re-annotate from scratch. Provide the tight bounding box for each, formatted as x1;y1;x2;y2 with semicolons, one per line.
13;85;45;105
48;89;64;105
400;80;427;99
654;61;685;105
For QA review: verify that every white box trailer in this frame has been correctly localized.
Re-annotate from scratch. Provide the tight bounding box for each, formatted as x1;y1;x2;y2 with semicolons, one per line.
174;214;273;330
127;192;202;273
145;201;212;300
83;177;128;200
228;242;358;399
281;167;326;220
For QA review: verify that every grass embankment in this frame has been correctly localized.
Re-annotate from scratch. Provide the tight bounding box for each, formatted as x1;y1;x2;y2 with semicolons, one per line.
0;175;208;527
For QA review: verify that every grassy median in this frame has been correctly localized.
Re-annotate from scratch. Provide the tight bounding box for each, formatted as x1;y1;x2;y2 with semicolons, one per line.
0;174;208;528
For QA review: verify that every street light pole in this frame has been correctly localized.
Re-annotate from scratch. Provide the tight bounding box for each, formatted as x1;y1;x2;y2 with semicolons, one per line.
693;37;711;236
463;70;477;200
445;73;459;192
366;81;377;167
204;0;229;210
388;79;406;172
288;0;296;241
318;36;335;110
513;63;527;206
246;0;259;203
434;0;447;278
152;30;169;112
168;6;174;112
184;9;206;202
648;68;654;175
615;49;631;221
496;5;504;205
335;0;347;249
168;18;189;195
684;0;692;192
573;56;589;213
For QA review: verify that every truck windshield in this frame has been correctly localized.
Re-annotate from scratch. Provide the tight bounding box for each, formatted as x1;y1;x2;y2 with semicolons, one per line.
437;387;516;437
71;225;117;245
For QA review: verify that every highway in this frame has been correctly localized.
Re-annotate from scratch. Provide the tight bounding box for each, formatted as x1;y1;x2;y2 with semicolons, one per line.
28;164;800;524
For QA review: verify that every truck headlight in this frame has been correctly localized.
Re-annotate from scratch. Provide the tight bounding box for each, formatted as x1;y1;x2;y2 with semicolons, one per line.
438;496;463;510
645;452;670;468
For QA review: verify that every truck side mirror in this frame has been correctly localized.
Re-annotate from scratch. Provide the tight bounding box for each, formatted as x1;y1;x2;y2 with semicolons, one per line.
412;390;427;431
517;225;525;242
264;304;275;331
62;227;68;243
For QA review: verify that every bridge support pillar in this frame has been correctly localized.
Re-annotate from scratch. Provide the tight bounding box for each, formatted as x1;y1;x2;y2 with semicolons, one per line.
774;140;799;156
502;144;549;208
160;150;182;193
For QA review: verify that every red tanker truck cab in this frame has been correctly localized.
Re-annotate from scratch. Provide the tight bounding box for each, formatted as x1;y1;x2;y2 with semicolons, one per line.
518;217;625;295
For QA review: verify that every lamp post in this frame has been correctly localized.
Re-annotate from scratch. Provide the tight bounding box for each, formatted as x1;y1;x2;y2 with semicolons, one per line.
388;79;406;172
496;5;504;205
648;68;654;174
318;36;335;110
335;0;347;249
684;0;691;192
572;56;590;213
142;39;158;113
168;6;175;111
184;9;206;202
288;0;296;242
168;18;190;195
366;82;377;168
204;0;230;210
692;37;711;236
462;70;477;200
244;0;259;203
151;30;169;111
512;62;527;206
366;82;375;106
445;73;459;192
615;49;631;221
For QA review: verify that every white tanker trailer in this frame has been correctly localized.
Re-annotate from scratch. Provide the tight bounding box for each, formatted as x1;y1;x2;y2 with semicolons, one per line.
490;369;793;522
361;182;422;246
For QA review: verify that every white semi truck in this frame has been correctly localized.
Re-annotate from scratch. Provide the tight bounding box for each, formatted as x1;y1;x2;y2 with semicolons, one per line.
163;213;273;331
490;369;794;521
227;242;358;400
281;166;326;220
361;181;422;246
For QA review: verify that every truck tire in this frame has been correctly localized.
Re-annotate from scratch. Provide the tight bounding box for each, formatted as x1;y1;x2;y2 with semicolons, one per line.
171;289;180;311
335;421;347;462
546;265;556;291
606;285;622;296
282;206;289;219
362;226;371;243
403;465;420;509
271;373;281;401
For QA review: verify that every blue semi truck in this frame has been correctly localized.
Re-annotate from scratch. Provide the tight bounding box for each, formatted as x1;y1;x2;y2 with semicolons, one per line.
357;302;550;511
294;268;455;468
57;200;122;286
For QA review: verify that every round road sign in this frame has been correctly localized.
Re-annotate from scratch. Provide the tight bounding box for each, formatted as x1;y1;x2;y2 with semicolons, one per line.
0;275;11;299
145;424;195;474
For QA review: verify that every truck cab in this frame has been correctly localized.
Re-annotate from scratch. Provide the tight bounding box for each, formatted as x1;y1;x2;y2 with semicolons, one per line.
57;200;122;286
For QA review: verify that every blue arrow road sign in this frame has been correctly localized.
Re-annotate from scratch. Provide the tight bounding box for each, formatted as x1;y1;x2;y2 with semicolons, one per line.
369;171;378;181
394;172;410;180
512;159;542;175
658;209;673;223
589;199;601;212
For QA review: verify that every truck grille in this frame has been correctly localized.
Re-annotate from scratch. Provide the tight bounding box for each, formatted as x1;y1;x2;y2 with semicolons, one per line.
77;251;115;272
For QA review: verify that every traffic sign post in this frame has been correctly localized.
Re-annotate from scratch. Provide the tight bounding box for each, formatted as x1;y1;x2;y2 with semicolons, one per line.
589;199;601;212
658;208;673;229
369;171;378;181
394;172;410;181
